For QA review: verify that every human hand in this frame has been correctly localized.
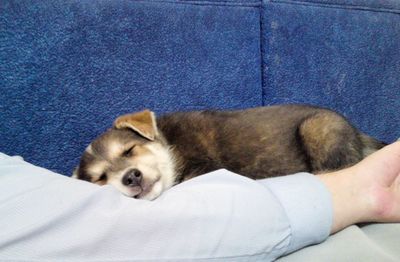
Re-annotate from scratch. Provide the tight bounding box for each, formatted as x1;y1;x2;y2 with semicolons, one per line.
318;141;400;233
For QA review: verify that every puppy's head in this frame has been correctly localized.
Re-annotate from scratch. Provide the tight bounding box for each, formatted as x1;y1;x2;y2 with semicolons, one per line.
73;110;176;200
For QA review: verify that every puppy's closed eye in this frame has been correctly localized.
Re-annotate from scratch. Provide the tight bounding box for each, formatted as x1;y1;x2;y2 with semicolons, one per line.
97;173;107;182
123;145;136;157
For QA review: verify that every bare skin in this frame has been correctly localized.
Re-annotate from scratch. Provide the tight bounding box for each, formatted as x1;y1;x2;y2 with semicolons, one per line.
318;141;400;234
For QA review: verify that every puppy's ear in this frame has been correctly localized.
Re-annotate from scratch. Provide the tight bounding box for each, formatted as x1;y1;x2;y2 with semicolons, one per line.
113;110;158;141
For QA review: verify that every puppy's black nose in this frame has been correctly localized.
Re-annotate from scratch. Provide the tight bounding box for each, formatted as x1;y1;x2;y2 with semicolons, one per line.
122;169;142;187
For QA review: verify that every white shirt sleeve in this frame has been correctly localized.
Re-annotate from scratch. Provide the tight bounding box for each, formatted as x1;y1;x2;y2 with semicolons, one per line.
0;153;332;261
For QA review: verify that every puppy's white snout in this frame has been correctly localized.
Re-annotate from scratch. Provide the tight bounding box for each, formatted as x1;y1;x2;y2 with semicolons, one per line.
122;169;142;187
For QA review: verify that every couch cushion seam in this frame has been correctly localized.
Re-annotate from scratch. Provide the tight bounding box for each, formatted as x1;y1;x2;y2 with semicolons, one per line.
268;0;400;14
130;0;261;8
259;0;267;106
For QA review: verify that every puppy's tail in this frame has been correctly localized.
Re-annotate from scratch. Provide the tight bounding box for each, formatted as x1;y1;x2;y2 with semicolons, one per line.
360;134;387;158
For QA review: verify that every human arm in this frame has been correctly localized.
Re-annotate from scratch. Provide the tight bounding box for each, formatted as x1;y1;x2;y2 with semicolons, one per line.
318;141;400;234
0;153;331;261
1;141;399;261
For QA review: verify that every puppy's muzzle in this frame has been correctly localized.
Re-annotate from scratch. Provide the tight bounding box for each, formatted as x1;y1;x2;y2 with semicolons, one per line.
122;169;142;187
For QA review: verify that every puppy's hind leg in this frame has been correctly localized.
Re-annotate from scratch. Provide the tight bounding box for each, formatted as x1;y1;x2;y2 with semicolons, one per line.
297;112;364;172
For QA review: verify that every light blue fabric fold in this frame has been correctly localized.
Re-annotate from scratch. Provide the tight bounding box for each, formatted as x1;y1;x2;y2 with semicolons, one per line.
0;153;332;261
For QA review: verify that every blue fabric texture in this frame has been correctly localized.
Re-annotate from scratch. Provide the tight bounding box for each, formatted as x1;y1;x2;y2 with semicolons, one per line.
261;0;400;142
1;0;399;175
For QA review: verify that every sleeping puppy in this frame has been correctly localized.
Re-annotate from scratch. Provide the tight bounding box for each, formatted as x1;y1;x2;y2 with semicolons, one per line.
73;104;386;200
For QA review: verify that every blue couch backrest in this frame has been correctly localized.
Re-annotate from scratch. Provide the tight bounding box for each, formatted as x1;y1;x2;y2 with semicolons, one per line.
261;0;400;142
1;0;399;175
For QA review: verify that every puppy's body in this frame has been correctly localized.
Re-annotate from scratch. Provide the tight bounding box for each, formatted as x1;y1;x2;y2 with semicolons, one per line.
159;105;383;180
74;105;386;199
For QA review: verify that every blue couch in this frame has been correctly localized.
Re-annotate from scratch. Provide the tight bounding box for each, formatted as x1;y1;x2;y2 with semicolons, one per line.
1;0;399;176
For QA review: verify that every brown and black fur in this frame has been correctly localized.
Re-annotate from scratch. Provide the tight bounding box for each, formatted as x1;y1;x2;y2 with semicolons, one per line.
158;105;385;181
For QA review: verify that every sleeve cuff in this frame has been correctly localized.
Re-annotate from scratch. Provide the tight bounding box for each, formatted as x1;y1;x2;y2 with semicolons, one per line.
259;173;333;255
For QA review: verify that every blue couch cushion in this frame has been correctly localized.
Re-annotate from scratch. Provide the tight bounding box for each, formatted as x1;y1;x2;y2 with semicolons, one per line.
0;0;262;175
261;0;400;143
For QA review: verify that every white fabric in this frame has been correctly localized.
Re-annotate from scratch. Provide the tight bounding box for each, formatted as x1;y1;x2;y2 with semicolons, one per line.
0;153;331;261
